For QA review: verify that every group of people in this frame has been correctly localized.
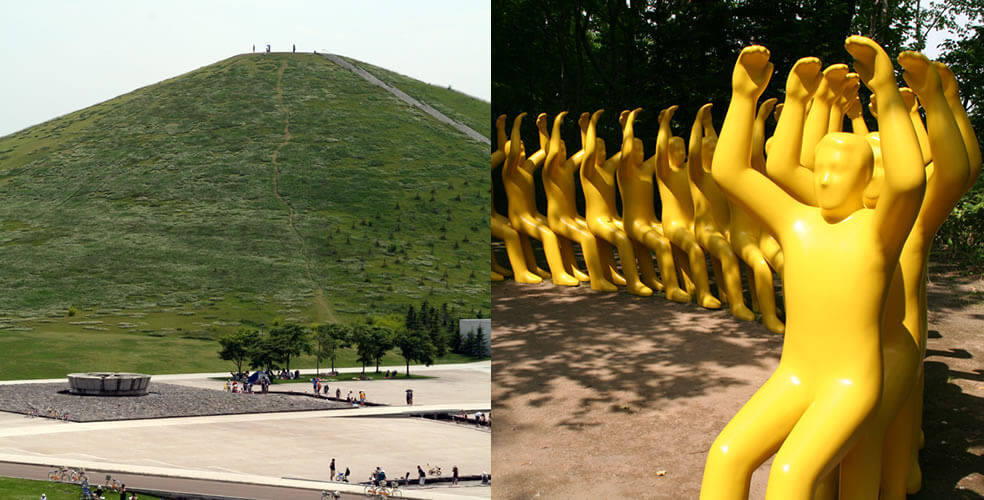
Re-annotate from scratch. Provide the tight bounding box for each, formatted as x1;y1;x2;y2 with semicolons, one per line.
498;35;979;499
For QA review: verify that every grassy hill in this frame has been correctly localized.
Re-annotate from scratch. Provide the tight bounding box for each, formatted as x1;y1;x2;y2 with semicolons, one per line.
0;53;490;352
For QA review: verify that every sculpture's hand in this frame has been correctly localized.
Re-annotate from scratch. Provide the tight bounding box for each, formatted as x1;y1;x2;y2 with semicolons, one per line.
578;112;590;133
868;93;879;119
846;35;896;92
821;63;850;100
786;57;822;101
758;98;778;121
619;109;630;128
732;45;774;98
898;51;942;102
899;88;919;114
934;61;960;100
774;103;784;121
698;103;714;128
660;105;679;127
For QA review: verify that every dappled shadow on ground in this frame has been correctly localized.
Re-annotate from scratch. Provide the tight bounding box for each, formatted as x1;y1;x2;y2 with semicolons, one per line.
492;280;781;419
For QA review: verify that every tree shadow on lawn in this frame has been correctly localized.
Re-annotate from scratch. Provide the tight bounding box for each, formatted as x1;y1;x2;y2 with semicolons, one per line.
492;279;783;423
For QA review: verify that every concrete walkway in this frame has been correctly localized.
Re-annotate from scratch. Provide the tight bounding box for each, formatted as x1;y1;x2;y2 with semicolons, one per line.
0;362;491;499
322;53;490;145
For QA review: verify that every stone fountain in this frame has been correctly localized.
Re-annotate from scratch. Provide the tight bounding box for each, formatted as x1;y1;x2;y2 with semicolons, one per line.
67;372;151;396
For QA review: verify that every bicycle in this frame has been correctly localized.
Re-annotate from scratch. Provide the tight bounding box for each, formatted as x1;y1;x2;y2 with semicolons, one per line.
103;474;122;492
426;463;442;477
48;466;85;483
321;490;341;500
364;482;402;498
25;403;39;418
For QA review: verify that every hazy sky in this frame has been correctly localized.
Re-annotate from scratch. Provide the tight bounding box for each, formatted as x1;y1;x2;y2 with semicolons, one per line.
0;1;491;138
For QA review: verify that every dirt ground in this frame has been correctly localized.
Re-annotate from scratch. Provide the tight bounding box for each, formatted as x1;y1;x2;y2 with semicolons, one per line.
491;262;984;499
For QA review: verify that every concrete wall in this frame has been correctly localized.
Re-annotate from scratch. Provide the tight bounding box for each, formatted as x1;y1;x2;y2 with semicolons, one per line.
458;318;492;356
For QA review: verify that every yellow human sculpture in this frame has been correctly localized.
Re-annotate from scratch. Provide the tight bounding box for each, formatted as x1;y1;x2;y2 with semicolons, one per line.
848;58;980;497
726;97;785;333
501;113;580;286
541;111;620;292
655;106;722;309
618;108;692;302
535;113;593;284
688;104;756;321
581;110;654;296
491;114;547;284
700;36;926;500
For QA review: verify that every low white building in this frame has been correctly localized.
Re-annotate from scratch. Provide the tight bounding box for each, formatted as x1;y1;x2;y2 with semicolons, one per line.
458;318;491;356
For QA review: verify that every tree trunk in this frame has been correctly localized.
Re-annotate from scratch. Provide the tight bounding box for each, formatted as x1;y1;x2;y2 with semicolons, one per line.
406;359;410;377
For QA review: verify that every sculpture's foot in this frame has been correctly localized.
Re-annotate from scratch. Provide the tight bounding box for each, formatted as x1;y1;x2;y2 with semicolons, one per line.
534;267;552;279
552;273;580;286
572;268;590;282
590;279;618;293
611;272;627;286
627;282;653;297
645;277;665;291
697;293;722;309
492;271;504;282
666;287;692;303
513;271;543;284
731;304;756;322
907;458;922;494
762;315;786;334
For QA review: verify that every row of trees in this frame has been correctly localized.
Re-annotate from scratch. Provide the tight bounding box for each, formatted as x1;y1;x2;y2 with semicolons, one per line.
493;0;984;264
218;301;487;377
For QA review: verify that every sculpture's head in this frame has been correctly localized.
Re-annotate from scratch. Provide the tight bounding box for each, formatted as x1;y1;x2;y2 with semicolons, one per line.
862;132;884;208
668;137;686;166
596;138;607;163
813;132;875;220
504;139;526;158
631;138;645;164
702;136;717;169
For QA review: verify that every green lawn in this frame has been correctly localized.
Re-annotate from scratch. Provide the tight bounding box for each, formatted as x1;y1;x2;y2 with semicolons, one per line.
0;476;161;500
0;321;481;380
0;53;490;328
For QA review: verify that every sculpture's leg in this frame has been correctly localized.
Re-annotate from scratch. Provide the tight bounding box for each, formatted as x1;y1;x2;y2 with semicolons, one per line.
764;382;879;500
711;256;728;305
735;236;784;333
673;245;696;296
520;217;578;286
745;262;761;313
491;250;512;278
707;232;755;321
645;231;691;303
598;242;626;286
673;230;721;309
520;233;551;279
907;365;924;494
593;223;652;296
493;218;542;283
700;372;807;500
559;237;589;281
632;240;664;291
879;388;918;500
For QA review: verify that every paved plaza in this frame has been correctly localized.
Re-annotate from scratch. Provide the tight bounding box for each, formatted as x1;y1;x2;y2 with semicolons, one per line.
0;361;491;499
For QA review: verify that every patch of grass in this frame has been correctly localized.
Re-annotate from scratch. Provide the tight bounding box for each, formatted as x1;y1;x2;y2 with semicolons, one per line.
342;56;490;140
0;53;490;332
0;476;161;500
0;319;483;380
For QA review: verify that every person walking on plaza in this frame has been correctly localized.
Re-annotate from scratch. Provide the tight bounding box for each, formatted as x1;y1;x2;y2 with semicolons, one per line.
417;465;426;485
336;388;341;399
406;388;413;405
452;466;459;486
329;458;336;481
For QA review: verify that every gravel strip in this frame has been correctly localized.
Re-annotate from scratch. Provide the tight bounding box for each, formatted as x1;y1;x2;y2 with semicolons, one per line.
0;382;353;422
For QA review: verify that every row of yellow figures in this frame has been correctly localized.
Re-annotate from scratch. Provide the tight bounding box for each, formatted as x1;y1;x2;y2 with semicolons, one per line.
497;35;980;499
491;97;788;333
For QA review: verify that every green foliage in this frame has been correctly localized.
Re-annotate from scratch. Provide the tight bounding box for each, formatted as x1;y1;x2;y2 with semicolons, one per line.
393;326;436;376
217;327;256;374
267;323;311;371
0;53;491;325
350;323;394;374
312;322;350;373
